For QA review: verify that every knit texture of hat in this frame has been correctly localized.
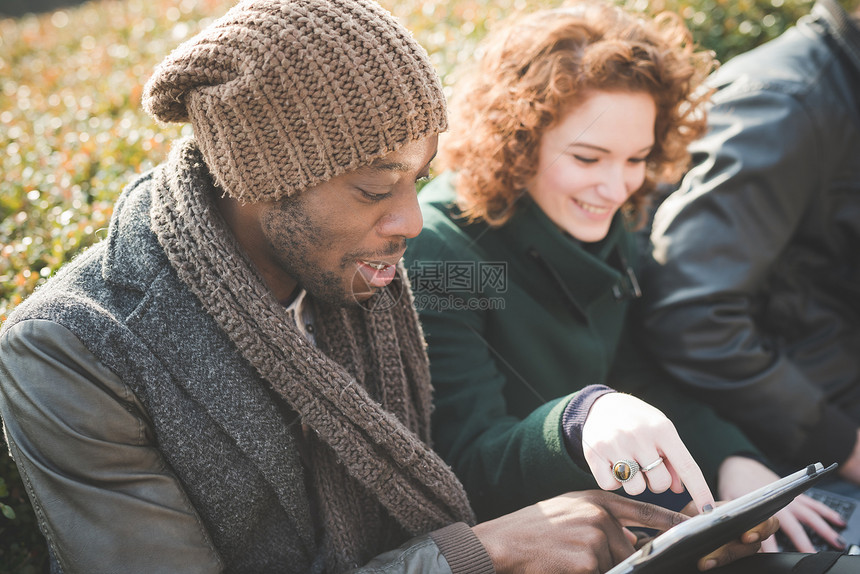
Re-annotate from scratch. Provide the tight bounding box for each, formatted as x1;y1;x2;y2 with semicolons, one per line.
142;0;447;203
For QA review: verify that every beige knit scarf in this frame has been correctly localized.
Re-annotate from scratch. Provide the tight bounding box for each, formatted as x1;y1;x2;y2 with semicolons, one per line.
149;139;474;570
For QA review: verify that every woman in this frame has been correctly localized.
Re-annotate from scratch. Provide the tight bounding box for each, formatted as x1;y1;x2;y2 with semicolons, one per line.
406;0;842;552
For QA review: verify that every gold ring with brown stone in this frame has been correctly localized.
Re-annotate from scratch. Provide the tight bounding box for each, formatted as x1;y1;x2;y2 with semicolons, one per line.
612;459;640;483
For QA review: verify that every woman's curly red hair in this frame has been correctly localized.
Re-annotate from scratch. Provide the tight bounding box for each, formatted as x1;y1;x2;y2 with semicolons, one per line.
440;1;716;227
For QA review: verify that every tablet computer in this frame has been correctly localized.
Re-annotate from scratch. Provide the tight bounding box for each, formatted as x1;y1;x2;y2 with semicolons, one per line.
607;462;838;574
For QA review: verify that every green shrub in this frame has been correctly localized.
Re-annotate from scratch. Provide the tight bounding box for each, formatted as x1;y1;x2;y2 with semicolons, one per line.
0;0;854;570
0;443;46;573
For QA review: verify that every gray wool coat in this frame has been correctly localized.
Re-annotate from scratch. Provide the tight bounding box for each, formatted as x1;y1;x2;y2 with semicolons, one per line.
0;166;489;573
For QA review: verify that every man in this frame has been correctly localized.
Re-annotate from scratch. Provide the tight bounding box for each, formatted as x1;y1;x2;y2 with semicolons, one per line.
643;0;860;481
0;0;774;572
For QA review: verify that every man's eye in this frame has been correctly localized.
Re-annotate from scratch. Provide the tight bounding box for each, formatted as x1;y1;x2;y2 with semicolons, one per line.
357;188;390;202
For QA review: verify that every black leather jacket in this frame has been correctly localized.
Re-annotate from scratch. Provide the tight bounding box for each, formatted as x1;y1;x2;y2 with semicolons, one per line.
642;0;860;468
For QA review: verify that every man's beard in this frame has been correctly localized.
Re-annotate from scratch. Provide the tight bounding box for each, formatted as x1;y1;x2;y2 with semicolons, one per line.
263;194;406;307
268;205;354;306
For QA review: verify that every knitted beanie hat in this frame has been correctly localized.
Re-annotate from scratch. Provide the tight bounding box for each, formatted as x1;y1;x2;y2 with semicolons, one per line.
142;0;447;203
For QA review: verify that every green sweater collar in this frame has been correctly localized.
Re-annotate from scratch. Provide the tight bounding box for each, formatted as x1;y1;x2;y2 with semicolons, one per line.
422;174;639;315
500;197;634;315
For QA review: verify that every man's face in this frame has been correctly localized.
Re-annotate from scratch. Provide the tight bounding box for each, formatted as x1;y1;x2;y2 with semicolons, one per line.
219;135;437;306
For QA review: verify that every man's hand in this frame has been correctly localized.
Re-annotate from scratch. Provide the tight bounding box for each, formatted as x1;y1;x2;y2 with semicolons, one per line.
472;490;778;573
472;490;683;574
679;500;779;571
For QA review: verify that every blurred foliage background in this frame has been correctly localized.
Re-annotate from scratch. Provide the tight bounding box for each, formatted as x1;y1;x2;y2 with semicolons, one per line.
1;0;857;571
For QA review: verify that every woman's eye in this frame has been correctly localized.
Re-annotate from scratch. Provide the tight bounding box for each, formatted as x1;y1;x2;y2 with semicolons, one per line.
628;157;648;164
573;155;598;164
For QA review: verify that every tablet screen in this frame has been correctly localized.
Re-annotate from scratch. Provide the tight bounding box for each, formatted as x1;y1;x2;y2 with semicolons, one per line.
607;462;838;574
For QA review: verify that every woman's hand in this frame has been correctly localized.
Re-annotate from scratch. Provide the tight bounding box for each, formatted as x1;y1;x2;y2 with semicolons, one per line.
582;392;716;513
717;456;846;552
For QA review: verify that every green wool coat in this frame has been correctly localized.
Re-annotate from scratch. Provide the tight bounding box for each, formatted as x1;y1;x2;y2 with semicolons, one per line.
405;172;759;520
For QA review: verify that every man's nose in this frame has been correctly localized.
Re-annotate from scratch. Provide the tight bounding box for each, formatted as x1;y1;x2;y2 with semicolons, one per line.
380;191;424;239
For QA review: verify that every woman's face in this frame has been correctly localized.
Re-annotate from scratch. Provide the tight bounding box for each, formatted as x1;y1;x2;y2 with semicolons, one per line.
526;90;656;243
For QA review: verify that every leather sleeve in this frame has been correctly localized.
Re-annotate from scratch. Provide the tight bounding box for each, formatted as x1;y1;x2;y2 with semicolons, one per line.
350;523;494;574
0;319;224;574
642;86;858;465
